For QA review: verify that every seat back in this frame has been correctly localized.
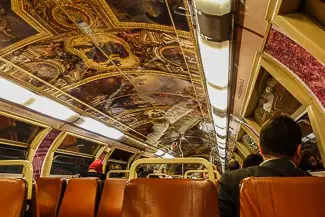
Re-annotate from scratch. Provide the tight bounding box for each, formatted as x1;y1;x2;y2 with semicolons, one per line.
0;178;26;217
97;179;127;217
58;178;99;217
240;177;325;217
36;178;65;217
121;179;218;217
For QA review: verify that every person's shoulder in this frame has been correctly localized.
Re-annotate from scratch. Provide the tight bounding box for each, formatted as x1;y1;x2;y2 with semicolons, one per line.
220;167;258;186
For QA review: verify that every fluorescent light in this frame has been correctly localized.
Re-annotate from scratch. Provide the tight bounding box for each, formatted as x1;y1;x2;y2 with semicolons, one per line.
76;117;124;140
207;85;228;111
199;38;229;88
195;0;231;16
218;147;226;154
199;0;231;16
162;153;174;159
155;150;165;156
215;125;227;137
213;114;227;128
0;77;79;121
0;78;35;105
217;136;226;144
28;95;79;121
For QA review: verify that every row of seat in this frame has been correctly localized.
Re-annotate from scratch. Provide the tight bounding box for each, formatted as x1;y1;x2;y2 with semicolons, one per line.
0;177;127;217
2;176;325;217
37;178;219;217
38;178;127;217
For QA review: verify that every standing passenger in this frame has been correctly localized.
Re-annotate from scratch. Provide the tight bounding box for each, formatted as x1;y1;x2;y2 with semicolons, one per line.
218;116;310;217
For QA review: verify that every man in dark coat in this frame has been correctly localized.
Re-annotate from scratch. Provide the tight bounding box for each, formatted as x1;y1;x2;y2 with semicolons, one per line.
218;116;310;217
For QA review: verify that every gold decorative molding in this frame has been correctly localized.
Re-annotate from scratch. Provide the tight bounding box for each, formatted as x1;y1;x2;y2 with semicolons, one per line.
0;0;52;56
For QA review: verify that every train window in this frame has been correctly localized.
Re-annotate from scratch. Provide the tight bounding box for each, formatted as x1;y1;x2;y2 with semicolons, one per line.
57;134;101;156
245;68;302;127
0;114;44;146
106;149;134;177
0;144;27;173
109;148;133;162
50;153;93;175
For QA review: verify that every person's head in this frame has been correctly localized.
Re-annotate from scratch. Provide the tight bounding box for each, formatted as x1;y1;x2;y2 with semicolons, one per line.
88;159;103;174
161;168;167;174
242;154;264;168
259;116;302;159
228;159;240;171
300;152;319;171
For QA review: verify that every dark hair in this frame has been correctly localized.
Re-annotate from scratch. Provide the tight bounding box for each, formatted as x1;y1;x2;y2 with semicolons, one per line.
260;116;302;157
242;154;263;168
228;159;240;171
300;152;318;171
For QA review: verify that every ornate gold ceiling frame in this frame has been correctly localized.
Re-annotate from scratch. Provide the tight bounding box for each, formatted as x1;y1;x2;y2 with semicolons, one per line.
0;0;53;56
51;0;212;150
52;0;159;109
93;0;191;37
0;0;213;154
0;57;162;147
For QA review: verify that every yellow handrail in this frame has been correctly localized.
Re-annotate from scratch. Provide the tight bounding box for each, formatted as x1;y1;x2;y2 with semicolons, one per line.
170;175;183;179
129;158;215;181
184;170;208;179
106;170;130;179
0;160;33;199
147;173;169;178
184;169;220;179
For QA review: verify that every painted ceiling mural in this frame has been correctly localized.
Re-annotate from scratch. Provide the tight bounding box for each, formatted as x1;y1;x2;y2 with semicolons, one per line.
0;0;216;157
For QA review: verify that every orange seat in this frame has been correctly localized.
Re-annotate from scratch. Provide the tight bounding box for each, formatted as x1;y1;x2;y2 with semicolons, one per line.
36;178;66;217
58;178;99;217
121;179;218;217
97;179;128;217
240;177;325;217
0;178;26;217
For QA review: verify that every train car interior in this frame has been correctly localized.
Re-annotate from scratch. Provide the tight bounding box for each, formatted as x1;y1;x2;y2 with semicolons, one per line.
0;0;324;217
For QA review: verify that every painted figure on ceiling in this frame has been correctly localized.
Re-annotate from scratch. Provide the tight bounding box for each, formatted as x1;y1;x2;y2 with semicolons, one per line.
107;0;188;31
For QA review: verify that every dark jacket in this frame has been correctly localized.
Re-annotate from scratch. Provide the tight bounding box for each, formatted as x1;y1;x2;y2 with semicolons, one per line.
218;158;310;217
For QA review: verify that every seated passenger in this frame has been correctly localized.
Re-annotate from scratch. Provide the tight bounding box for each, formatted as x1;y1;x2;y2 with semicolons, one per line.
300;152;320;172
218;116;310;217
242;154;264;168
227;159;240;171
81;159;105;180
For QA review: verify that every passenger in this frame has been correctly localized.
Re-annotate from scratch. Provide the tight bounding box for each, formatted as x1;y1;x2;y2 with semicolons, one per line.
300;152;320;172
227;159;240;171
218;116;310;217
81;159;105;180
242;154;264;168
161;168;167;174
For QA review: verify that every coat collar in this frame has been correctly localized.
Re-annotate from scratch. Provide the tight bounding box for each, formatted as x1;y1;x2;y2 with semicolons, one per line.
260;158;297;169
